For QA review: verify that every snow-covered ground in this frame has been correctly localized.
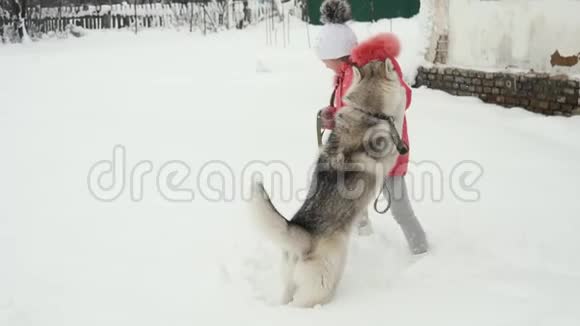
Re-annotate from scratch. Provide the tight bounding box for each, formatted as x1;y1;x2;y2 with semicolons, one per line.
1;16;580;326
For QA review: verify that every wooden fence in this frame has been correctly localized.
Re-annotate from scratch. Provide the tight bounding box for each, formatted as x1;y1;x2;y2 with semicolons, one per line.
1;1;272;43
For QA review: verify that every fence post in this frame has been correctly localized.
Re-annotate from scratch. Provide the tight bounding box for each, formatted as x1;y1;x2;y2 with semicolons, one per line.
306;14;311;48
282;8;286;48
203;4;206;35
134;0;138;34
189;0;193;33
265;4;270;45
0;14;4;44
58;2;61;32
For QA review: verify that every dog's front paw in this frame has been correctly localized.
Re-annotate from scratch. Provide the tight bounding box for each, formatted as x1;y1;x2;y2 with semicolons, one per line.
329;152;345;169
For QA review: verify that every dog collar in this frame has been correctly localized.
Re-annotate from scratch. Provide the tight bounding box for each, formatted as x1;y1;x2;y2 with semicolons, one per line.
352;107;393;123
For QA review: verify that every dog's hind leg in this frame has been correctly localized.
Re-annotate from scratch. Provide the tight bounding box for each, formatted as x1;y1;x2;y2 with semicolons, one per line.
289;257;334;308
280;251;297;305
289;238;348;308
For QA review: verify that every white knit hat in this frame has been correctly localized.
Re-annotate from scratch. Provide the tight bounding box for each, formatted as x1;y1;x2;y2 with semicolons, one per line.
315;24;358;60
315;0;358;60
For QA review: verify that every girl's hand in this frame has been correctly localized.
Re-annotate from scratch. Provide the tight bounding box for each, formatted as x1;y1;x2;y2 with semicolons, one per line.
321;106;337;129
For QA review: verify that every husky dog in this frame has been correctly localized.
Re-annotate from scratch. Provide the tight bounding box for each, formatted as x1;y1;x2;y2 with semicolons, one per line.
250;58;407;307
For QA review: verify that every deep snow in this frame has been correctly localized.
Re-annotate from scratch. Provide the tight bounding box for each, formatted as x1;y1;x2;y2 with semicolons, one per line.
1;16;580;326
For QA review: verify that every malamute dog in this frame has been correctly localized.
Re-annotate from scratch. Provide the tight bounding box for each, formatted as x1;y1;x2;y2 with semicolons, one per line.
250;58;407;307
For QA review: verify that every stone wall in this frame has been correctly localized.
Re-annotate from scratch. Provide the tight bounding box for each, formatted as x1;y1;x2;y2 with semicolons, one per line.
415;66;580;116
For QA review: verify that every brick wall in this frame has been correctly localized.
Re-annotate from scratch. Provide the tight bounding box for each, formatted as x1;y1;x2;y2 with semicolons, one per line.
415;66;580;116
434;35;448;64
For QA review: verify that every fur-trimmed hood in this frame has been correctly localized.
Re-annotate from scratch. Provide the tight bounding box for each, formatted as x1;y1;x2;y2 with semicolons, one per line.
350;33;404;80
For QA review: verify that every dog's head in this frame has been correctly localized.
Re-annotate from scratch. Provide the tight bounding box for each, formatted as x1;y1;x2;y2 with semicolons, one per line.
343;58;404;117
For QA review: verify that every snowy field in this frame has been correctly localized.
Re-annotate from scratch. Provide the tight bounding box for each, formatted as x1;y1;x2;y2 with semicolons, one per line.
2;17;580;326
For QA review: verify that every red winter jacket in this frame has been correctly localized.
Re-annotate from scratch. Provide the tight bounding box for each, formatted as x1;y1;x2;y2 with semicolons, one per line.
330;33;412;176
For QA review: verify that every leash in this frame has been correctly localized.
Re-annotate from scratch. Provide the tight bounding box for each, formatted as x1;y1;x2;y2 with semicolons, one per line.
374;183;392;214
316;77;394;214
350;107;400;215
352;107;409;156
316;110;324;146
316;83;339;146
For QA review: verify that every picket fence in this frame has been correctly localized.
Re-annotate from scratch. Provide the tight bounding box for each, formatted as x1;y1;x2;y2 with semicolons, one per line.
1;1;273;42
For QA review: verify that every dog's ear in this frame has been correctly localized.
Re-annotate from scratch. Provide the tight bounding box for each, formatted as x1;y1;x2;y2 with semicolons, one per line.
384;58;399;81
384;58;395;74
352;64;362;81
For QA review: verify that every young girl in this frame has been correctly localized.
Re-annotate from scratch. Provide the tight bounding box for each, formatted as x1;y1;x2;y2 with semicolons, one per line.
315;0;428;254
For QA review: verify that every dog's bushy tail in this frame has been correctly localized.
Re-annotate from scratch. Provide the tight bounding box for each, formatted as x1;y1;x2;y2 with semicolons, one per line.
250;181;312;254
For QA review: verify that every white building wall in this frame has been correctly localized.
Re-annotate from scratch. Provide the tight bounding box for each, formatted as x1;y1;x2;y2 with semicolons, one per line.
447;0;580;74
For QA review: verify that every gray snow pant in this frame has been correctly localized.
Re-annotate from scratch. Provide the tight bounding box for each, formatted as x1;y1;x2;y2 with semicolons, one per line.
359;176;429;254
384;175;428;254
